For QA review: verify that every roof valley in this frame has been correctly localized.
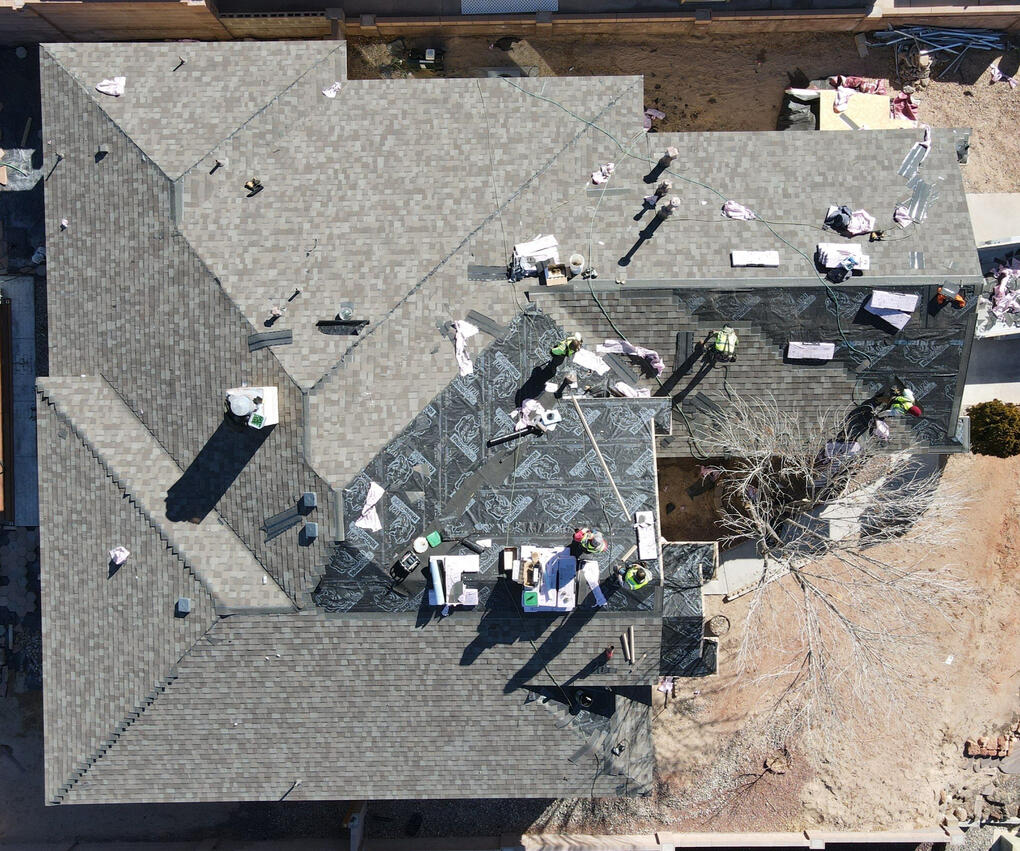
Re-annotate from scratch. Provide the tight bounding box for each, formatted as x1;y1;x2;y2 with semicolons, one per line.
38;376;295;614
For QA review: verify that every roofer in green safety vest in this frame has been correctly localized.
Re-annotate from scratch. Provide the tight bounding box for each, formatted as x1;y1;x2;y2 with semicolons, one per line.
705;325;738;363
550;333;583;358
618;564;652;591
573;527;608;554
888;387;923;418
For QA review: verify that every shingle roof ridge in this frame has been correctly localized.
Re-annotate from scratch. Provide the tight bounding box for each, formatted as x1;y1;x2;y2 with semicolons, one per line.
308;76;643;396
37;375;295;613
50;617;222;804
175;43;347;181
40;45;174;185
36;378;211;592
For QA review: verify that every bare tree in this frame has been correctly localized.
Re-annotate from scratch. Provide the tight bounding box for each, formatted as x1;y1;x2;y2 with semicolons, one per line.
692;393;968;743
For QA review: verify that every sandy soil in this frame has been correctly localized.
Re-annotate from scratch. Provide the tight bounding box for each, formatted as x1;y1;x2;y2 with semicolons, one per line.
348;33;1020;192
657;457;725;543
535;453;1020;834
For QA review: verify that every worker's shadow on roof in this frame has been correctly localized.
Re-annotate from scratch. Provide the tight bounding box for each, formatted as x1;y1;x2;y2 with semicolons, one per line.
502;593;622;695
618;215;666;268
165;420;272;523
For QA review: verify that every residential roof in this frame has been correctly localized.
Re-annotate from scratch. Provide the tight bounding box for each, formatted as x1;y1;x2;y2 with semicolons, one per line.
37;39;977;806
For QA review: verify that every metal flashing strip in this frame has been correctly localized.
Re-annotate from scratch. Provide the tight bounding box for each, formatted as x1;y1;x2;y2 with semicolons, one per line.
907;178;939;222
898;141;928;179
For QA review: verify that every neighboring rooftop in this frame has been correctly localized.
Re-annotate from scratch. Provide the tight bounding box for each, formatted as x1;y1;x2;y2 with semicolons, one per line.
38;39;977;806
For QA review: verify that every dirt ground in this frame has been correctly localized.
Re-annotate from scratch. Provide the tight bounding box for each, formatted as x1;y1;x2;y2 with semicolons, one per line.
529;452;1020;834
348;33;1020;193
657;457;725;543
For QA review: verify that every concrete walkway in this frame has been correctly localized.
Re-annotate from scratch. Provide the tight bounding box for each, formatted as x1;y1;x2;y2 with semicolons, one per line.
962;334;1020;409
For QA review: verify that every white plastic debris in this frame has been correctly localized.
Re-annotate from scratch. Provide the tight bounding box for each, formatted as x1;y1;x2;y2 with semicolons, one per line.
452;319;479;376
731;250;779;268
816;242;870;270
96;76;126;97
989;64;1017;89
597;339;665;376
354;481;385;532
721;200;756;221
581;560;607;606
321;81;343;98
511;234;559;277
590;162;615;185
516;398;547;430
572;347;610;375
787;341;835;360
109;546;130;565
612;381;650;398
642;108;665;130
865;290;919;331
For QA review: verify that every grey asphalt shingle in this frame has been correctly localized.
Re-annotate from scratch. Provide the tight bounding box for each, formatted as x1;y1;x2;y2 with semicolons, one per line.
38;38;979;807
37;395;217;804
62;612;656;803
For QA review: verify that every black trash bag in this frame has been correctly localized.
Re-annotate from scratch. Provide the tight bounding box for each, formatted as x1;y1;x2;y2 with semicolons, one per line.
776;93;818;131
824;204;853;231
826;263;853;283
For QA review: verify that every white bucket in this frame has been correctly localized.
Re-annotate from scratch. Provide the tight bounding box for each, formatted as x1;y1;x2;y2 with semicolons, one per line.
569;253;585;275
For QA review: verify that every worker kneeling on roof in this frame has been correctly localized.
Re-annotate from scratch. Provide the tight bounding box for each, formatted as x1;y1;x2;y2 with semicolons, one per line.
551;333;583;358
618;564;652;591
706;325;738;363
889;388;923;418
573;527;608;554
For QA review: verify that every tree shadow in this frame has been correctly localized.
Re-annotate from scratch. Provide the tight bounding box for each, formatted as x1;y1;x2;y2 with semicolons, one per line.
165;420;273;523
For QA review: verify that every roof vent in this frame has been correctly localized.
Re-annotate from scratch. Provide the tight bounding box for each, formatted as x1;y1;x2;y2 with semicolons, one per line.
175;597;192;617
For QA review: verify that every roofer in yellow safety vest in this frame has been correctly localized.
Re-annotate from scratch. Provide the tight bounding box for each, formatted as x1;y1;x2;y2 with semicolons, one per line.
573;527;608;554
551;333;583;358
706;325;738;363
888;388;923;418
618;564;652;591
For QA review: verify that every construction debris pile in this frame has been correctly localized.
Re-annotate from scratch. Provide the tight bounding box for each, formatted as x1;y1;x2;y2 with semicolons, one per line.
868;26;1008;85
